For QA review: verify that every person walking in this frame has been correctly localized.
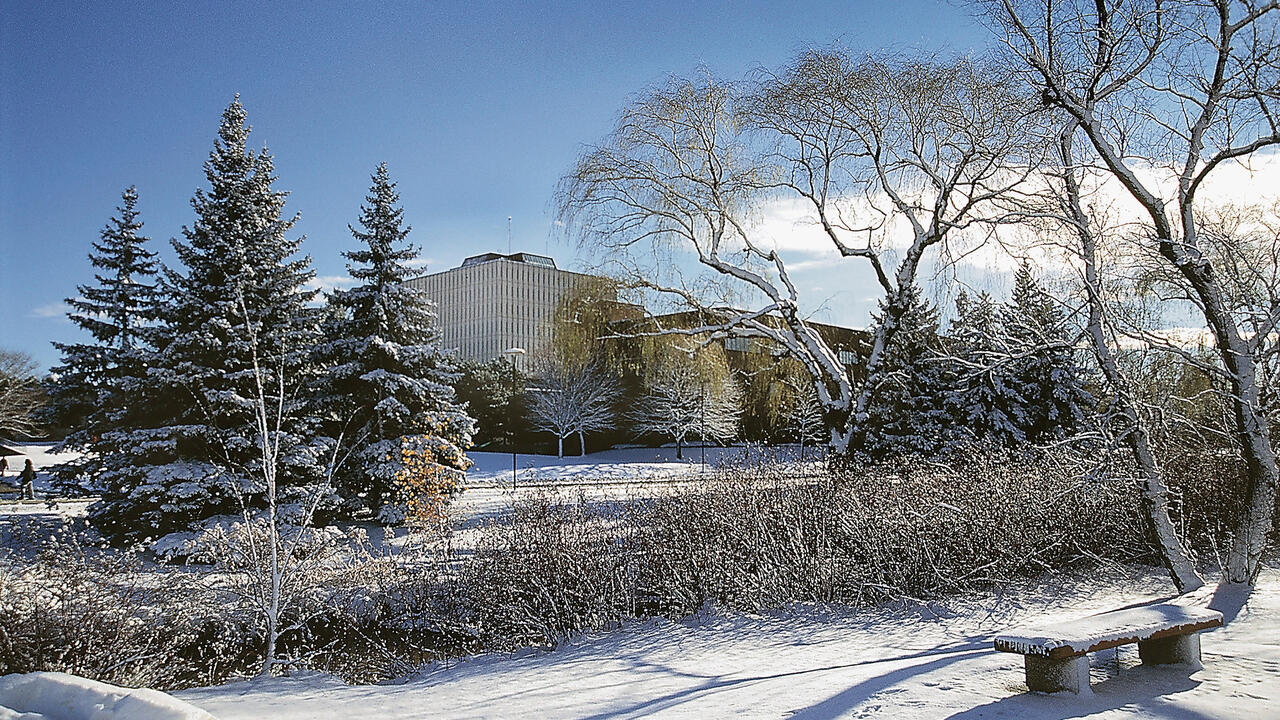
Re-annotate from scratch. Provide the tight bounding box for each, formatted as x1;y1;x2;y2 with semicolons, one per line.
0;456;7;477
18;459;35;501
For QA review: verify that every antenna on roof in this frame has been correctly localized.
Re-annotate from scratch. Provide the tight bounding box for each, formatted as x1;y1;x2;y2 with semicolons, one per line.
507;216;513;254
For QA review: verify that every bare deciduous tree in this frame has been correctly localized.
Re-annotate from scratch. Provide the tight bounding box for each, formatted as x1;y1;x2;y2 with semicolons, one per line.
200;293;351;677
988;0;1280;587
559;50;1041;454
0;349;45;442
527;359;619;457
1046;124;1205;593
632;358;742;460
784;378;826;461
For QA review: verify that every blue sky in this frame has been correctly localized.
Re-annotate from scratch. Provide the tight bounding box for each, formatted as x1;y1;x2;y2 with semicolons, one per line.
1;1;987;370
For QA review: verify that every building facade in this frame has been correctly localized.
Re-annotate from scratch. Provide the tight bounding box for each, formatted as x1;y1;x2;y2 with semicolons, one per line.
406;252;603;369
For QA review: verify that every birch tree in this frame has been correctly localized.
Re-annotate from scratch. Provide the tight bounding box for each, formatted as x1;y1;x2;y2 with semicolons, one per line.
987;0;1280;586
1038;124;1205;592
785;381;826;460
559;50;1040;455
201;292;350;677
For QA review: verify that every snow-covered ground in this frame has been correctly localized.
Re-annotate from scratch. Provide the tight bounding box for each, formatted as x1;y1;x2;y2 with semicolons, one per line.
0;442;823;495
0;673;214;720
179;565;1279;719
463;445;823;486
0;442;75;496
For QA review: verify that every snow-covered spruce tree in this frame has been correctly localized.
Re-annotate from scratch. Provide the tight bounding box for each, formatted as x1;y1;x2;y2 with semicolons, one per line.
632;351;742;460
313;163;474;522
1000;263;1094;442
861;286;955;459
89;97;324;543
45;187;160;494
944;289;1027;447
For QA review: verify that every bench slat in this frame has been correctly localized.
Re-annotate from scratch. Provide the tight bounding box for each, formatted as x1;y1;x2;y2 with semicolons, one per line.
994;604;1223;659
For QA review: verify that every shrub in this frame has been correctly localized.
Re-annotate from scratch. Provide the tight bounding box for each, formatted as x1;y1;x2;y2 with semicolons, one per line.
0;519;257;688
1;448;1154;685
441;447;1148;645
628;448;1147;613
452;490;634;650
1160;445;1280;560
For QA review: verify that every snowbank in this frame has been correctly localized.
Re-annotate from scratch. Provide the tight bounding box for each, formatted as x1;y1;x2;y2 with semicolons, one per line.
0;673;216;720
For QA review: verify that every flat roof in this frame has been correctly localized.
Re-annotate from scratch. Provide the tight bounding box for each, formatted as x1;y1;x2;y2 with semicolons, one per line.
460;252;557;269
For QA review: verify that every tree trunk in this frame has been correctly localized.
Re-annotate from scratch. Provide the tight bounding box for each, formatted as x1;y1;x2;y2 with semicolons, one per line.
1164;217;1277;586
578;430;586;456
1060;130;1203;593
1083;268;1203;593
260;497;281;677
557;434;564;458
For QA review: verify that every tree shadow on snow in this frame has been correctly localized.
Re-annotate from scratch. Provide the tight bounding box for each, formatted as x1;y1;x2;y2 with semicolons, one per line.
1208;581;1251;625
784;648;988;720
943;664;1209;720
576;639;988;720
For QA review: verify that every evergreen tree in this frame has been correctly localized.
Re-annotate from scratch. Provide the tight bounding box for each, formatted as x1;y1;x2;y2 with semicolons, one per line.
1000;263;1094;441
314;164;474;521
862;286;954;459
90;97;323;542
945;289;1028;446
454;358;528;450
46;187;160;494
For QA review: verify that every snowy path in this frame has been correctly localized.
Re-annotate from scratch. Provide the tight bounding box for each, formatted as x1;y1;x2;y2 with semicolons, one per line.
178;566;1280;719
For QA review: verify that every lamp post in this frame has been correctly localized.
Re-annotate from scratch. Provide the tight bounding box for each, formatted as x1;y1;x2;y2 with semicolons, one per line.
503;347;526;489
700;379;706;475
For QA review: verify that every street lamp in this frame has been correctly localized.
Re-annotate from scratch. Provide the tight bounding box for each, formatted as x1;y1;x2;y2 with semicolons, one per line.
503;347;526;489
700;378;706;475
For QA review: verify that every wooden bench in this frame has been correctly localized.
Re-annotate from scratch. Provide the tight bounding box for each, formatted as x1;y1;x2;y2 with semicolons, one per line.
994;603;1223;694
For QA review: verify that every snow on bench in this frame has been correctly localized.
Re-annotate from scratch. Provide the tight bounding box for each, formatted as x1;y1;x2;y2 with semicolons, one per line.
994;603;1223;694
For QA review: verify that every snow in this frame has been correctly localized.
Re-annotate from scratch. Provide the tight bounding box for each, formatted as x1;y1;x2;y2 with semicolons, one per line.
0;443;819;498
463;445;821;485
0;443;78;496
177;565;1280;719
0;673;214;720
995;604;1223;657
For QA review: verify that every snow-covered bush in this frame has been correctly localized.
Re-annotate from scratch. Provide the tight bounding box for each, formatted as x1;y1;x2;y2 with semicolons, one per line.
432;448;1146;650
0;520;258;689
451;490;633;651
1162;447;1280;556
630;448;1146;612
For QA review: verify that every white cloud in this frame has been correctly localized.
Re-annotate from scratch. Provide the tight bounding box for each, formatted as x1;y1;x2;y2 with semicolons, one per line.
746;151;1280;281
643;151;1280;332
404;257;435;270
29;301;71;319
306;275;357;295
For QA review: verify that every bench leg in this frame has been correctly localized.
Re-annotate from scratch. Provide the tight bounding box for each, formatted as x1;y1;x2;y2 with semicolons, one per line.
1138;633;1201;669
1025;654;1091;695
